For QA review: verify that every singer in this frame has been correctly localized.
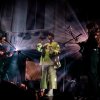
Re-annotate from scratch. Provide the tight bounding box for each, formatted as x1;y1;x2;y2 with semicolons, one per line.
36;33;61;96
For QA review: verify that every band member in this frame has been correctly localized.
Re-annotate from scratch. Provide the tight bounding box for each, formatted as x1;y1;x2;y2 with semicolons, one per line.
0;36;7;79
0;36;13;57
36;33;61;96
0;36;13;79
84;22;100;97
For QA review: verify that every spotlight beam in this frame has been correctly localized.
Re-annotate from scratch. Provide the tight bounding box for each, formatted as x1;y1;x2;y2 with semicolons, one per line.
5;40;16;50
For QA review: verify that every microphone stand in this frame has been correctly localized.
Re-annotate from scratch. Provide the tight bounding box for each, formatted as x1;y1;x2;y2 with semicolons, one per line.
62;31;82;92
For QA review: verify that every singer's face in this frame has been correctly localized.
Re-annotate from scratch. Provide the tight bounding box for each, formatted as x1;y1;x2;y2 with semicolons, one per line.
48;35;53;42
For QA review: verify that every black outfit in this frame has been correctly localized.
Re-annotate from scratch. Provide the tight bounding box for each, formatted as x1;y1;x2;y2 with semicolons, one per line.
0;43;8;79
83;32;100;97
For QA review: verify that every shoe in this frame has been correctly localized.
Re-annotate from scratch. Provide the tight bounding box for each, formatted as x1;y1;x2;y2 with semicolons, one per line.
46;89;53;96
46;93;53;96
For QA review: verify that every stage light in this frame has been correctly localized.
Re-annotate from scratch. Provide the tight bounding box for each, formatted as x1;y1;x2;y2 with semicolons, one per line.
15;48;19;51
14;46;21;52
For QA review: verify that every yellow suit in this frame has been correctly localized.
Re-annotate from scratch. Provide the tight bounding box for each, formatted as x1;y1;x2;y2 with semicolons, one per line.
38;41;61;89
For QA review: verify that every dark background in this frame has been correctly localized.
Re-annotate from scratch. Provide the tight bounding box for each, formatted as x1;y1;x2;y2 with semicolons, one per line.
69;0;100;21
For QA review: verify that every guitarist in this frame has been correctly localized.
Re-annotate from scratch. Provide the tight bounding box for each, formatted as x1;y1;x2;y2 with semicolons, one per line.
0;36;7;78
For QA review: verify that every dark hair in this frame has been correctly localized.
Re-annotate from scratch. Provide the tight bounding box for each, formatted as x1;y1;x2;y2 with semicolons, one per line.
86;22;99;34
39;36;45;40
48;33;54;38
0;37;2;40
86;22;95;29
